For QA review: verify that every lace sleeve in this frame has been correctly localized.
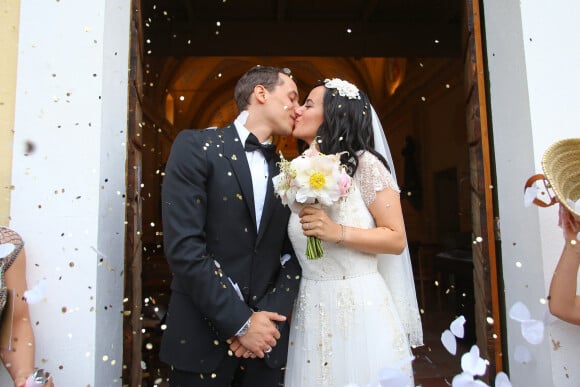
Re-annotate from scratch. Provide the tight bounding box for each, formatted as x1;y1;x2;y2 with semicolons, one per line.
0;227;23;271
356;151;400;207
0;227;24;314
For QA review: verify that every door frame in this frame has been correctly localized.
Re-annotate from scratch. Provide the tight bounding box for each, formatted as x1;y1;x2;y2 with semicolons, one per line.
123;0;505;384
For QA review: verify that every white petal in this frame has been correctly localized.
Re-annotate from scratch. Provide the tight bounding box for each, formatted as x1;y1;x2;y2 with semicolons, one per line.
509;301;531;322
378;367;411;387
566;198;580;214
452;372;475;387
0;242;15;259
495;371;512;387
452;373;490;387
441;329;457;355
461;345;487;376
513;345;532;364
23;278;48;304
523;186;538;207
521;319;544;345
451;315;466;338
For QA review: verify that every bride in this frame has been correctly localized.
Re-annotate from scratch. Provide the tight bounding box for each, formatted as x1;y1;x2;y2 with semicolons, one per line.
284;78;423;387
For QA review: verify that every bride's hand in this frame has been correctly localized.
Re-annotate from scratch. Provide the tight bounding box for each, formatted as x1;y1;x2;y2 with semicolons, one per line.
299;206;342;243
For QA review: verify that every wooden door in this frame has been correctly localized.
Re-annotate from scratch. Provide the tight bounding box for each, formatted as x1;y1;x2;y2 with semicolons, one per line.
123;0;144;383
463;0;503;380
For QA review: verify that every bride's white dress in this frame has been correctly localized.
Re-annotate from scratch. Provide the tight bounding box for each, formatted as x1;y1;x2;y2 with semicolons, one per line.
284;152;415;387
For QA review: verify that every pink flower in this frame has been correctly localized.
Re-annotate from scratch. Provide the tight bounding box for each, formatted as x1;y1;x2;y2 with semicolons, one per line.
338;171;351;196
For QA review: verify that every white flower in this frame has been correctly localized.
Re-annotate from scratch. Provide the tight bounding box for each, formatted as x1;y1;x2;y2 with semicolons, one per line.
272;145;352;259
292;152;347;206
324;78;361;100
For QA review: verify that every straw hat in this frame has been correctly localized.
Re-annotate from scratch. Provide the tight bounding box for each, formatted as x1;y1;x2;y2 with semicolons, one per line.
541;137;580;217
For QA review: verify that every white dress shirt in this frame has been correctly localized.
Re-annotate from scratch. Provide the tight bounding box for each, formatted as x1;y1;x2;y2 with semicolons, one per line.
234;112;270;231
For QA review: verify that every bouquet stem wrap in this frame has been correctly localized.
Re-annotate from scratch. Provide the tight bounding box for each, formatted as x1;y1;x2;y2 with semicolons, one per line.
306;235;324;260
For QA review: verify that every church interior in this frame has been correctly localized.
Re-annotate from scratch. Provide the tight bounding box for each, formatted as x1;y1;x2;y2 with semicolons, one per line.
126;1;480;385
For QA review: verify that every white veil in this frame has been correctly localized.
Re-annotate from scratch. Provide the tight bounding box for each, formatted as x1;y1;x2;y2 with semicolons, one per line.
371;105;424;347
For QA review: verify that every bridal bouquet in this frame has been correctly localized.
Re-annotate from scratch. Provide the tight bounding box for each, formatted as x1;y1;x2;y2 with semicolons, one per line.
272;144;352;259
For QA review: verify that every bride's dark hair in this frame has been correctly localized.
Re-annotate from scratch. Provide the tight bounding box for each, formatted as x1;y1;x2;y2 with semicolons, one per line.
315;81;390;177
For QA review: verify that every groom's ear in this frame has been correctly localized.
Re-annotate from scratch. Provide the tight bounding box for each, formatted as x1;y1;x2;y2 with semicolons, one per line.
253;85;268;104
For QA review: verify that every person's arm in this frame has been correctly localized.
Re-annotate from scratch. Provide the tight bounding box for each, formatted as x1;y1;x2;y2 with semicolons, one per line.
548;205;580;324
1;247;35;387
300;153;406;255
162;130;253;334
300;187;406;255
254;235;301;317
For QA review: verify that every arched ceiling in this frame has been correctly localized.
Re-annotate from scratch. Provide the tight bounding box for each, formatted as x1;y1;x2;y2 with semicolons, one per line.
136;1;462;138
139;0;461;57
144;56;410;136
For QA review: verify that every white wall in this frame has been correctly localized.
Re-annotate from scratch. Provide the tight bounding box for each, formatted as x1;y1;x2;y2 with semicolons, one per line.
2;1;130;385
483;0;580;386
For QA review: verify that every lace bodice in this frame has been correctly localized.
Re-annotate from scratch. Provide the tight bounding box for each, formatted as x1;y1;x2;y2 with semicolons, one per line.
288;152;400;279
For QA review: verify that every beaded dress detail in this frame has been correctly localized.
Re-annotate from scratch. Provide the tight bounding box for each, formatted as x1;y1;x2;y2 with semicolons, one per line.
284;152;414;387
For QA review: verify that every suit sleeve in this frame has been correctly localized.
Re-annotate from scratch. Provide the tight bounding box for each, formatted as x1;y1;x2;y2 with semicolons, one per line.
255;233;301;318
162;130;252;339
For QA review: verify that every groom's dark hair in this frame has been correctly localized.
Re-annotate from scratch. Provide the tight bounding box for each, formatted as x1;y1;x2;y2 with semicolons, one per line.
234;65;292;112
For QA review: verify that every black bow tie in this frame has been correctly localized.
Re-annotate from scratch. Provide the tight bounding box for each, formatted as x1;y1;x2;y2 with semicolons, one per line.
244;133;276;162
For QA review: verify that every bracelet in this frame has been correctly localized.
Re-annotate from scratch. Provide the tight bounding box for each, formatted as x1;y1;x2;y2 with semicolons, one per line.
25;368;51;386
336;224;345;244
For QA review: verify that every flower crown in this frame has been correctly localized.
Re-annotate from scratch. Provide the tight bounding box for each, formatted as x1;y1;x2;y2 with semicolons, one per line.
323;78;361;100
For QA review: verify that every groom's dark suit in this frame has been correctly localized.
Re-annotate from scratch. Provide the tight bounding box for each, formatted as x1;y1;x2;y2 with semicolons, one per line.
160;123;301;382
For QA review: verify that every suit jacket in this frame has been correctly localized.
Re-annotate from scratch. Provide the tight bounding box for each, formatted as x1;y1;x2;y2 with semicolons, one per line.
159;124;301;373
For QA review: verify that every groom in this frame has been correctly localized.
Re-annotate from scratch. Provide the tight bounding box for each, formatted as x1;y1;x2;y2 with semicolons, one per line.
160;65;302;386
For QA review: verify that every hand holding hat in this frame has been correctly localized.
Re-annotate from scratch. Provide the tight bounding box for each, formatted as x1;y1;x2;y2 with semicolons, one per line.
524;138;580;217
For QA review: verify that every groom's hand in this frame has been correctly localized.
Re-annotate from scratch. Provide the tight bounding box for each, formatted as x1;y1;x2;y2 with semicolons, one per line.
236;311;286;358
227;338;257;359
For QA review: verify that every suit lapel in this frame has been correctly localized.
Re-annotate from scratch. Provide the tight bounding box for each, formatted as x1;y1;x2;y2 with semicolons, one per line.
222;124;257;232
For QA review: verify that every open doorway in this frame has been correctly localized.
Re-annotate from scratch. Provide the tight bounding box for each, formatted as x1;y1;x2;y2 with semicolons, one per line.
124;1;503;385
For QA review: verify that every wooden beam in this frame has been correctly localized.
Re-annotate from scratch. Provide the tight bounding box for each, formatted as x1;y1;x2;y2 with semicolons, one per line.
362;0;379;21
145;21;461;57
277;0;287;21
181;0;195;22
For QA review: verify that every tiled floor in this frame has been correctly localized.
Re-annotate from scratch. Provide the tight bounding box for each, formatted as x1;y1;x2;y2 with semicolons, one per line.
412;283;475;387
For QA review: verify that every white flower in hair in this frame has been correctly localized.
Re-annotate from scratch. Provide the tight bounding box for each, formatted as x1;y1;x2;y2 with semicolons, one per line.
323;78;361;100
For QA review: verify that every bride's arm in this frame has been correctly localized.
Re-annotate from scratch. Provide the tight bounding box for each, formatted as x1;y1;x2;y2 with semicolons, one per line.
299;187;406;255
300;152;407;255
